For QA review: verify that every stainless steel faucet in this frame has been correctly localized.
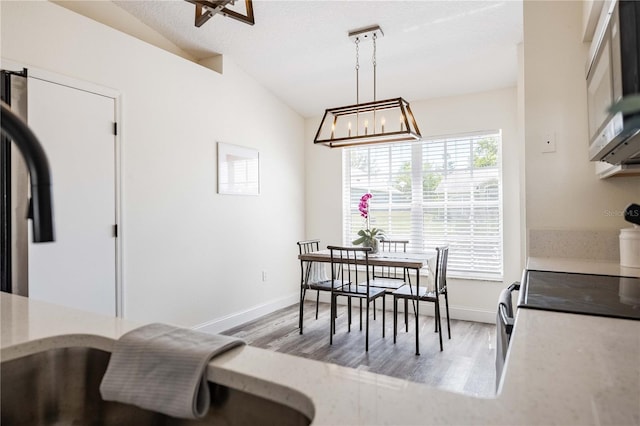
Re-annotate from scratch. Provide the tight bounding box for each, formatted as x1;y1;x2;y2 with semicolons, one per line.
1;102;54;242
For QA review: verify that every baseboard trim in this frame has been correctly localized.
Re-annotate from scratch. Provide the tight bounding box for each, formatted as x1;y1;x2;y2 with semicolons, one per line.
314;292;495;324
448;306;495;324
194;292;495;334
193;293;299;334
384;304;495;324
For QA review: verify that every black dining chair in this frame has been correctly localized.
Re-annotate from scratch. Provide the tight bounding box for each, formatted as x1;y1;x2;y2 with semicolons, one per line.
371;239;410;321
297;239;338;334
392;245;450;352
328;245;386;351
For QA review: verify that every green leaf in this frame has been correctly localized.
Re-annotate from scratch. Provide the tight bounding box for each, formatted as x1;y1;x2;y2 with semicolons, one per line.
352;237;366;245
357;230;366;237
368;228;385;237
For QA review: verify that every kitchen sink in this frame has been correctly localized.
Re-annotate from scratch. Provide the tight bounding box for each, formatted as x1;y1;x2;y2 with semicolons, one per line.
1;346;312;425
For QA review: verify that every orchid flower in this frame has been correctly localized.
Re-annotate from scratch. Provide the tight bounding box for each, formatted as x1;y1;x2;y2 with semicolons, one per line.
352;193;385;247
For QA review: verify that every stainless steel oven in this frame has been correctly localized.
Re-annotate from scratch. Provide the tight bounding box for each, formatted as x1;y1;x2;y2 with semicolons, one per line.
495;281;519;389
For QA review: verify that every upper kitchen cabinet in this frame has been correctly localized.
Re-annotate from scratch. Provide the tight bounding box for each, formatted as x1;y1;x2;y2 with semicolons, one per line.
585;0;640;178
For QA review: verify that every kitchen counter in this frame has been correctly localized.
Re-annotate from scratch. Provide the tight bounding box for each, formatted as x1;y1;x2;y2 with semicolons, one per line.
2;269;639;425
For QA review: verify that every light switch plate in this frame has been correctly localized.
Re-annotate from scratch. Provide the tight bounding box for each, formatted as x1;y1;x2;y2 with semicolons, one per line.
542;132;556;153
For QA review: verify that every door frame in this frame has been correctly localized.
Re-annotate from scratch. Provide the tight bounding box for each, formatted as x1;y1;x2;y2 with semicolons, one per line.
0;58;124;317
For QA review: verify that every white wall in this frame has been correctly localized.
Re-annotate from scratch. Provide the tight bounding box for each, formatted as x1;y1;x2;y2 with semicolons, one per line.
305;87;521;323
523;0;640;252
581;0;605;42
51;0;197;63
1;1;305;330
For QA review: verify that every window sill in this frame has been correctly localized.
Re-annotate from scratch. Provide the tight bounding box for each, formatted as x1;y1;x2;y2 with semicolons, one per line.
447;272;503;282
414;269;502;282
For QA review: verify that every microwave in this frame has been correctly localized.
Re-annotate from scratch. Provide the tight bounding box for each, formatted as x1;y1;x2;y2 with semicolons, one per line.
586;0;640;168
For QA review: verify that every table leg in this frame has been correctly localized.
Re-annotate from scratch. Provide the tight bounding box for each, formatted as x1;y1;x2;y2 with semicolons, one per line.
299;286;305;335
382;295;386;338
330;294;334;345
299;261;312;335
436;295;443;351
366;298;370;351
415;269;420;356
404;299;408;332
348;296;352;332
393;296;397;343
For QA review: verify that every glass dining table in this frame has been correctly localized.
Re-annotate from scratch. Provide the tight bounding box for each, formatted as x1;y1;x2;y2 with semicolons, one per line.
298;249;438;355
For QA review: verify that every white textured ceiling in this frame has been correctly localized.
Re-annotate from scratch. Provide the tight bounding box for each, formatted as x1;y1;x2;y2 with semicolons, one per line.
114;1;523;118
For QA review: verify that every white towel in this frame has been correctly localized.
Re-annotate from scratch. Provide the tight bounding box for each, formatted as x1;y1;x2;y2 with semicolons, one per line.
308;261;329;283
99;323;245;419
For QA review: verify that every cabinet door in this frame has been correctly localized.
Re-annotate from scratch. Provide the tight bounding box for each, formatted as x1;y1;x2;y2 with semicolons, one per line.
587;36;613;142
27;76;117;316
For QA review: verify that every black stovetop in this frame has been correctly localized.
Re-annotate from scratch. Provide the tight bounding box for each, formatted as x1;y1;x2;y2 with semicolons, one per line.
518;270;640;321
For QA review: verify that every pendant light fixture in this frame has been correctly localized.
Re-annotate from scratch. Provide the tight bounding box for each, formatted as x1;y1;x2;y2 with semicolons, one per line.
185;0;255;27
314;25;421;148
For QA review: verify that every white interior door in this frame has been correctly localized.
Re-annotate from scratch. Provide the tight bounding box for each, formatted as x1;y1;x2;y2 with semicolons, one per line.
27;76;117;316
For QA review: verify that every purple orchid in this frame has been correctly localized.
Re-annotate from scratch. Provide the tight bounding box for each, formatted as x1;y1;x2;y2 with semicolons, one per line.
352;193;385;248
359;193;373;219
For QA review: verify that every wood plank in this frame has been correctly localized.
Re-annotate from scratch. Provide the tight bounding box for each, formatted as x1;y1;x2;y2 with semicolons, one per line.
222;300;497;397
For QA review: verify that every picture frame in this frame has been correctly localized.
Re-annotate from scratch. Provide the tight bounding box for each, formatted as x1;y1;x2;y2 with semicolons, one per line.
217;142;260;195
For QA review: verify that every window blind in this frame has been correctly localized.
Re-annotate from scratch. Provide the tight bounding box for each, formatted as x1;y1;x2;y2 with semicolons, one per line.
343;131;503;280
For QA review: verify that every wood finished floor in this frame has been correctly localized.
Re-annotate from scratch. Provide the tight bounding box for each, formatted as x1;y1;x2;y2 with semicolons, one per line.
222;300;497;398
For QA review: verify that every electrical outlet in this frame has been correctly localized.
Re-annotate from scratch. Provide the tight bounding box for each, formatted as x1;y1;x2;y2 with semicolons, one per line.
541;132;556;153
262;270;267;282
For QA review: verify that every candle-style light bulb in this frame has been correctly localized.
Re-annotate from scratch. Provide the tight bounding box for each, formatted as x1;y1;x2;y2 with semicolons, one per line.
364;120;369;136
331;122;335;139
348;121;352;137
381;117;386;133
399;115;405;132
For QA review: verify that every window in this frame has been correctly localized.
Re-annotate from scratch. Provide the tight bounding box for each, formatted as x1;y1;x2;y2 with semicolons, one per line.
343;131;503;280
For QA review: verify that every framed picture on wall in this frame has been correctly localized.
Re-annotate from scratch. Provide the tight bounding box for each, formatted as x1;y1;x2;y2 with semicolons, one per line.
217;142;260;195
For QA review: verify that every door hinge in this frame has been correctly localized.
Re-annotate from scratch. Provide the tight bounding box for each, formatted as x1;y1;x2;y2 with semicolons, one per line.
113;224;118;238
113;122;118;136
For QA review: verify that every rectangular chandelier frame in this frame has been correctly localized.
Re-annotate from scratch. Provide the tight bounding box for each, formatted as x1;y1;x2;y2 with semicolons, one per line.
314;97;421;148
186;0;255;27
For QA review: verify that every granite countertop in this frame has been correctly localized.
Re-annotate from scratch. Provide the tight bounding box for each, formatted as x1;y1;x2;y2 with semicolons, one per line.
2;259;639;424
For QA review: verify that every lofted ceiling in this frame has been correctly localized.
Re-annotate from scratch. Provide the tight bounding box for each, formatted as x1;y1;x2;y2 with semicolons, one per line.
112;1;523;118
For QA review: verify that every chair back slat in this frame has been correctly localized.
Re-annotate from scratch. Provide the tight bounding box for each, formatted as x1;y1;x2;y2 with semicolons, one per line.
379;239;409;252
328;245;371;295
434;245;449;294
297;239;320;255
297;239;322;288
375;239;409;280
